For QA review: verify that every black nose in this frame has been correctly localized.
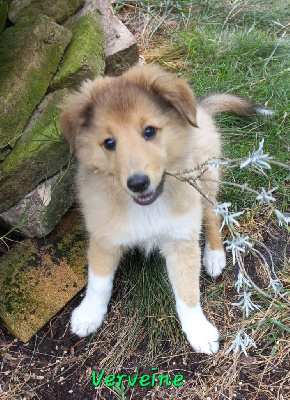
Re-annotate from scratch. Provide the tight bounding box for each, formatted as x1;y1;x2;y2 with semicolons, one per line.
127;174;150;193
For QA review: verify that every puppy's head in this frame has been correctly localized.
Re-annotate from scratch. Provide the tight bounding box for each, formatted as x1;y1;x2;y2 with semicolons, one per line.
60;65;197;205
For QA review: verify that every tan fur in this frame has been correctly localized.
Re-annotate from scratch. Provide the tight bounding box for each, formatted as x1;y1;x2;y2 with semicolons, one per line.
161;234;201;307
60;65;254;309
88;238;122;277
199;93;256;116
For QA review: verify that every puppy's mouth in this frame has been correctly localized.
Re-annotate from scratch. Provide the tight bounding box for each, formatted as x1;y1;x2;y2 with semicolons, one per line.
133;175;165;206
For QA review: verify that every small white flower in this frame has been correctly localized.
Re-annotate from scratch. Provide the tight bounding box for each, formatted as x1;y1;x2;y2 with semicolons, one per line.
232;292;261;318
225;330;257;357
214;202;244;231
256;187;278;203
240;138;273;172
269;277;283;295
223;233;252;265
235;272;252;293
274;210;290;226
214;202;232;215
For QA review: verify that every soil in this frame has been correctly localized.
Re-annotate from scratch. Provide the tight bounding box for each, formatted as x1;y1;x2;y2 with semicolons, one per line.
0;222;289;400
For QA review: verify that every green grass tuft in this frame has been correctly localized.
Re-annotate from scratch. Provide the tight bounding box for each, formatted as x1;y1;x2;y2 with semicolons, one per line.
158;3;290;210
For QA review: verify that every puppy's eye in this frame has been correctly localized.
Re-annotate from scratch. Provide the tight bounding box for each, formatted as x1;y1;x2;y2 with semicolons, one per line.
143;126;157;140
103;138;116;151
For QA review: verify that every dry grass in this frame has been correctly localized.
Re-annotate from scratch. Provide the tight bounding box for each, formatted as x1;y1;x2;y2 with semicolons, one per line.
0;224;289;399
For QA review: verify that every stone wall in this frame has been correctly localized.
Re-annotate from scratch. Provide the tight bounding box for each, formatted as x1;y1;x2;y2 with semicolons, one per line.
0;0;139;238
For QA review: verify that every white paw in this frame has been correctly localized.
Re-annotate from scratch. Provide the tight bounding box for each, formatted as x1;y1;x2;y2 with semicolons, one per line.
71;300;106;338
203;242;226;278
184;317;219;354
176;300;219;355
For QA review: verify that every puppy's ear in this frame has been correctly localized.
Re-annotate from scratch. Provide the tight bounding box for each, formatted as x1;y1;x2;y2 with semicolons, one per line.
60;84;95;156
137;66;198;127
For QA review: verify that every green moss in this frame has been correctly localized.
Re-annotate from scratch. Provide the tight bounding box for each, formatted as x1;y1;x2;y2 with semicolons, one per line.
0;213;87;342
0;242;38;316
9;0;86;24
0;15;72;159
50;13;105;90
0;89;71;213
55;227;88;279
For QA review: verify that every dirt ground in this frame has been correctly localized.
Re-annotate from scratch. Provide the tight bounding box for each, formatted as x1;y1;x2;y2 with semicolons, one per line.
0;220;289;400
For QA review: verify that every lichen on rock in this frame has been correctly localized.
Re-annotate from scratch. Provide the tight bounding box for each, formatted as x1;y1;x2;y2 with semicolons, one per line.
0;14;72;160
0;167;76;238
9;0;86;24
50;12;106;91
0;212;87;342
0;89;71;213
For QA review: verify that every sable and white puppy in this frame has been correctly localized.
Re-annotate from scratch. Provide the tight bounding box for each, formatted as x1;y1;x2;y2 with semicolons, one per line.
60;65;263;354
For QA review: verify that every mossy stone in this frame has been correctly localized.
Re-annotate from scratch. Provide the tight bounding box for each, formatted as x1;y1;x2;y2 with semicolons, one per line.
9;0;86;24
0;211;87;342
0;14;72;160
50;13;106;91
0;89;71;213
0;167;76;238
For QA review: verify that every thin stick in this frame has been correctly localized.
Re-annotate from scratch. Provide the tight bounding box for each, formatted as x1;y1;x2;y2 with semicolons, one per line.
199;178;260;196
268;160;290;170
237;252;273;300
165;171;216;205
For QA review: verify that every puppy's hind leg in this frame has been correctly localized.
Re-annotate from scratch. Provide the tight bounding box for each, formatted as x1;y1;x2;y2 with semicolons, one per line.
161;238;219;354
202;171;226;278
71;238;122;338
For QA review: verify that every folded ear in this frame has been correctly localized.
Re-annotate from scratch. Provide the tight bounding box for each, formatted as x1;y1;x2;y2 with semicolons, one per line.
59;82;95;156
60;76;114;155
130;65;198;127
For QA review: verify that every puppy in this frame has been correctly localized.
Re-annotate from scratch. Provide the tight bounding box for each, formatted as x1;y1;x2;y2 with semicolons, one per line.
60;65;263;354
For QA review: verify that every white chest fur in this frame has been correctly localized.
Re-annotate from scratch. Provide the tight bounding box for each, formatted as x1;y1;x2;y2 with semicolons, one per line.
110;197;202;251
79;170;202;251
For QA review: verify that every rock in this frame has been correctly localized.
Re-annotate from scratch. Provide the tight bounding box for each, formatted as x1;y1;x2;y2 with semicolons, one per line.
50;13;106;91
0;89;71;213
0;15;72;160
0;148;10;163
0;168;76;238
68;0;139;76
9;0;86;24
0;211;87;342
97;0;139;75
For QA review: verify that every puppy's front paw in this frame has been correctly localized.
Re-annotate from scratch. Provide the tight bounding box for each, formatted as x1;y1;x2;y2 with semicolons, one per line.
177;300;219;354
71;301;106;338
203;242;226;278
184;318;219;354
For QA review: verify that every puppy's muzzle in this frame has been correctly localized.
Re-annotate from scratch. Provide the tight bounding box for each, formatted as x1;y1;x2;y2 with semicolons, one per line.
127;173;165;206
127;174;150;193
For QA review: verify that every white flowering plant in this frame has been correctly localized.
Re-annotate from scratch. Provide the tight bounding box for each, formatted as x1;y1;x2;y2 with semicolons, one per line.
167;138;289;357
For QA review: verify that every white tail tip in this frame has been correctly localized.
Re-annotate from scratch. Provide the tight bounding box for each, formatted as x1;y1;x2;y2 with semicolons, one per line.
256;107;274;116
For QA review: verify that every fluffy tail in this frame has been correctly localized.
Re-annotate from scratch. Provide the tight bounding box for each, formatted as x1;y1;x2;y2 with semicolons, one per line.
198;93;273;117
